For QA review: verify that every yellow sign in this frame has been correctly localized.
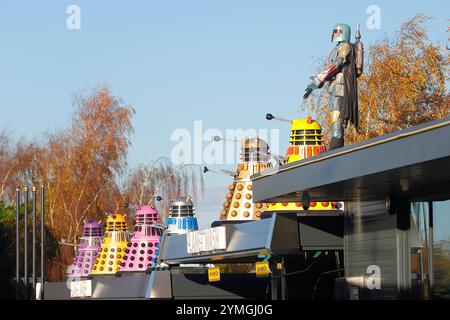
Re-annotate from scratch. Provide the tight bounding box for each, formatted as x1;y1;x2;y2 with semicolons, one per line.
255;261;271;277
208;267;221;282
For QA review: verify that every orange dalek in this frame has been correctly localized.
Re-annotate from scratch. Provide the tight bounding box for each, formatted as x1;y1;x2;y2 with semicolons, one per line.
218;137;272;221
266;114;342;212
91;212;130;275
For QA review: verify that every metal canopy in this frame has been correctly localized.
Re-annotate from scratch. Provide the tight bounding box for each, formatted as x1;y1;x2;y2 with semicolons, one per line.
158;214;300;265
44;271;172;300
252;116;450;203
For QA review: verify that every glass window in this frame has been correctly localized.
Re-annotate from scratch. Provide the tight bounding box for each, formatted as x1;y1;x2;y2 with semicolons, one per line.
432;201;450;299
412;200;450;299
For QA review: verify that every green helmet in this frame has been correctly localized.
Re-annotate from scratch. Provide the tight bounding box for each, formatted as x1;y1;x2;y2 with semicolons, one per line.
331;23;351;42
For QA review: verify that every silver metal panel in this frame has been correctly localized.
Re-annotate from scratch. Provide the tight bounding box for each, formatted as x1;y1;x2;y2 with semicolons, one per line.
91;274;151;299
344;201;398;299
266;213;299;253
159;214;300;264
44;282;71;300
44;273;154;300
145;270;172;299
297;216;343;250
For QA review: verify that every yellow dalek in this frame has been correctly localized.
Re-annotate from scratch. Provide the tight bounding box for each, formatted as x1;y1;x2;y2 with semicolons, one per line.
267;116;342;212
91;213;130;275
219;137;272;221
286;117;326;163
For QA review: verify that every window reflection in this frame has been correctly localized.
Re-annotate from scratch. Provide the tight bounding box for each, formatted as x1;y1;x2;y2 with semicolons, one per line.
412;200;450;299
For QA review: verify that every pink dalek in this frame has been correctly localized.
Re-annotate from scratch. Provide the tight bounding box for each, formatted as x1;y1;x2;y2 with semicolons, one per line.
67;218;103;278
119;205;164;272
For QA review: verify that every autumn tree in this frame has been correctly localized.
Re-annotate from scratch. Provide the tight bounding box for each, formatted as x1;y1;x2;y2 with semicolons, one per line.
0;130;41;205
301;14;450;145
121;157;204;222
35;85;135;280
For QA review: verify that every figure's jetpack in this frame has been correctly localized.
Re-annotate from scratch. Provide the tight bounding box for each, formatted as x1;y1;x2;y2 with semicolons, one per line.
355;23;364;77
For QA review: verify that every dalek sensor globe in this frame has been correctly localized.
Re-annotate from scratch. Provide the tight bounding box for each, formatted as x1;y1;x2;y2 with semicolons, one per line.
220;137;272;221
91;213;130;275
67;220;103;278
119;206;163;271
166;197;199;234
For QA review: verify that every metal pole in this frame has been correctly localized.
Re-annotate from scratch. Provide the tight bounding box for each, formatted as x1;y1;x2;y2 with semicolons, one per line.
280;259;287;300
335;251;342;277
23;186;28;300
40;183;45;300
32;186;37;299
15;187;20;300
270;261;278;300
428;201;434;299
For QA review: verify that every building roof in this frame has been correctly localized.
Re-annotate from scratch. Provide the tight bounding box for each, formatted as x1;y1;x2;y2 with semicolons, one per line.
252;116;450;203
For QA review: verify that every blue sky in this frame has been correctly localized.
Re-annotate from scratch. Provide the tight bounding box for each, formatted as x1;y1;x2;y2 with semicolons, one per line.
0;1;449;232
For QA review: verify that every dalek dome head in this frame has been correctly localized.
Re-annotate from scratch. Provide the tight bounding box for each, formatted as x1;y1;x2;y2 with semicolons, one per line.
82;220;103;237
290;117;323;146
135;205;160;225
169;196;195;217
167;196;198;233
105;212;128;231
240;137;270;162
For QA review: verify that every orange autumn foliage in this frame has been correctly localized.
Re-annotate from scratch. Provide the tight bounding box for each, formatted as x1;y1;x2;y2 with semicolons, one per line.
38;85;135;280
1;85;204;281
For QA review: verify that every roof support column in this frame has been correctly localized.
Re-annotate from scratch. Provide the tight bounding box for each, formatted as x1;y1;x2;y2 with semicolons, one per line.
395;200;411;298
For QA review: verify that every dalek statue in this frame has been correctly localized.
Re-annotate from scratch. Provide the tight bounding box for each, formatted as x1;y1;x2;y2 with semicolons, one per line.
91;213;130;275
166;196;199;235
268;116;343;212
67;218;103;278
286;117;326;163
119;206;164;272
220;137;272;221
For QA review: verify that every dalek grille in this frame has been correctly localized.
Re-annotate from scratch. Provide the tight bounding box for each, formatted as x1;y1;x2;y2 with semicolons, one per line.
240;138;270;162
169;205;195;217
82;227;103;237
290;129;323;146
105;221;127;231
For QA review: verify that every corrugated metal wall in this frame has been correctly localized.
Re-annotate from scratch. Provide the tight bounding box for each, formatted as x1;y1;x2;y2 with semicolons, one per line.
344;201;398;299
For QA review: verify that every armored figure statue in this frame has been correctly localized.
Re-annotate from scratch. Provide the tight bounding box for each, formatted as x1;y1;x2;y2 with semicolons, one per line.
303;23;363;150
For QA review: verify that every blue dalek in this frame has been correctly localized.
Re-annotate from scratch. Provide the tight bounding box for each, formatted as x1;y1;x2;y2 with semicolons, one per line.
166;196;199;234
